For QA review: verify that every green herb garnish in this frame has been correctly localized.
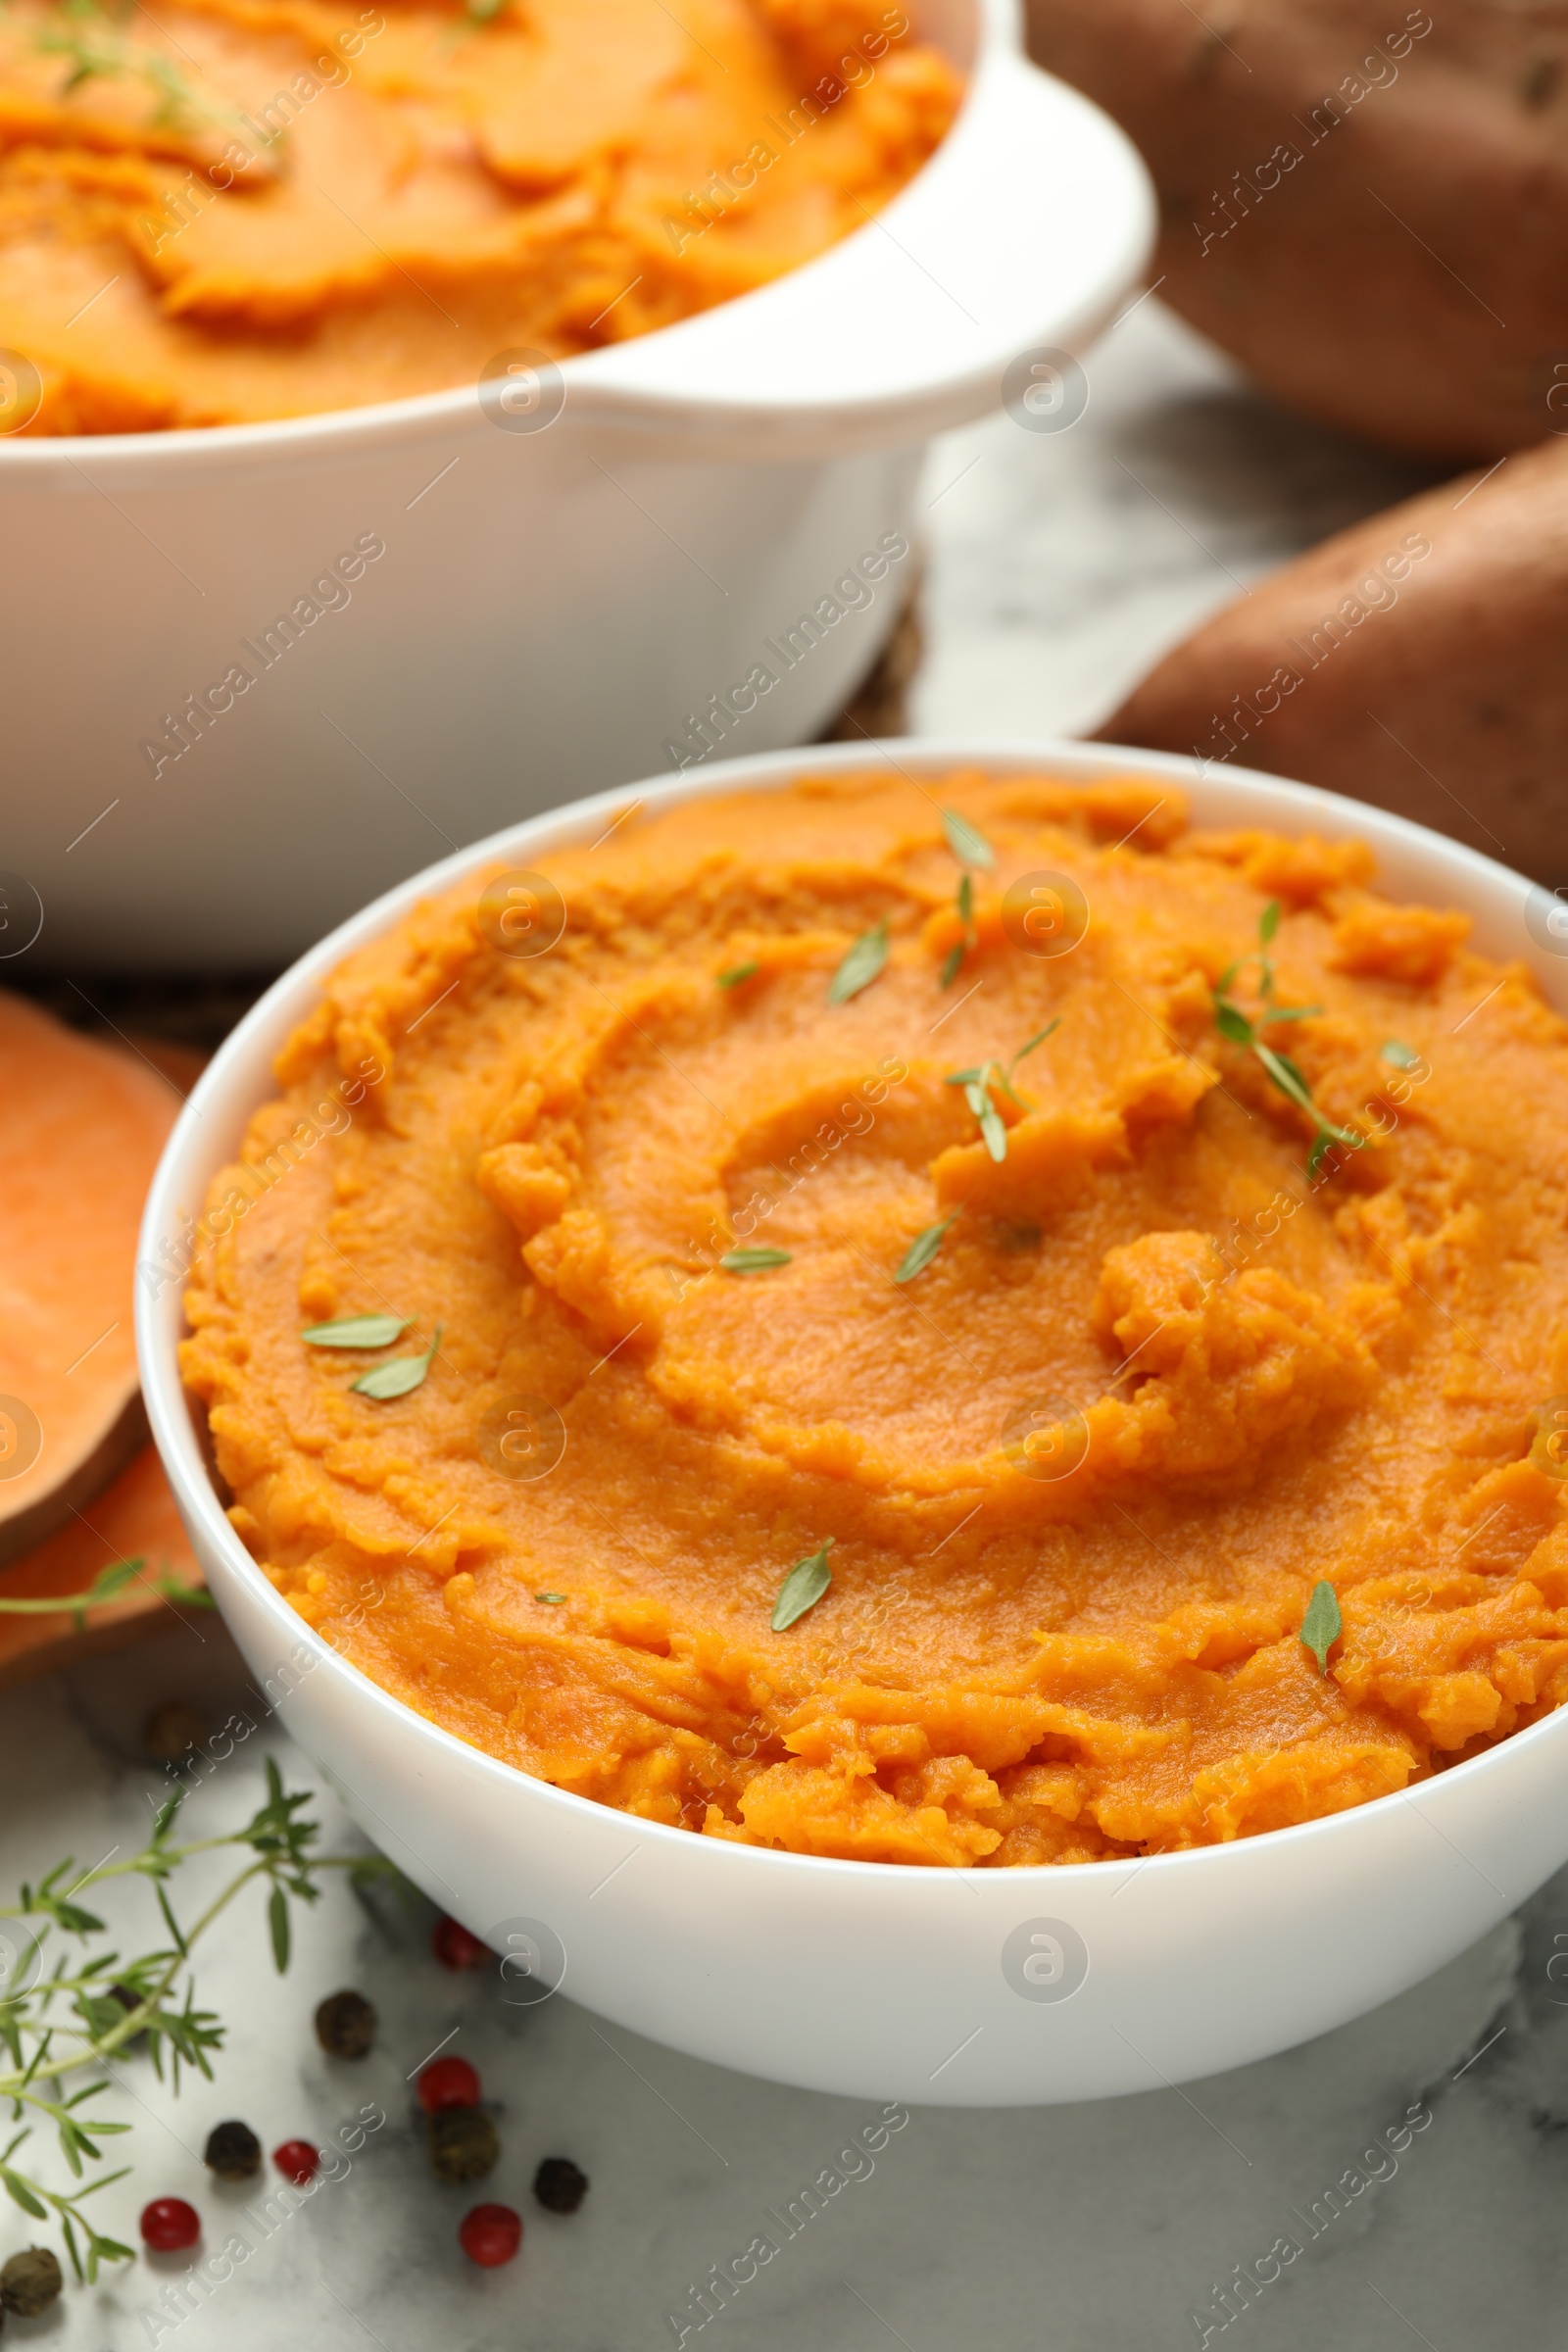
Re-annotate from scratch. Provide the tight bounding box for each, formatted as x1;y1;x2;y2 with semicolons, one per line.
534;1592;566;1604
828;919;890;1005
352;1324;442;1400
941;808;995;870
720;1248;792;1273
0;1762;393;2289
0;1556;211;1629
770;1539;834;1631
895;1216;955;1283
466;0;508;20
944;1020;1059;1161
1299;1580;1342;1674
717;960;760;989
940;871;976;990
37;2;237;135
302;1315;412;1349
1213;905;1360;1178
1381;1040;1421;1069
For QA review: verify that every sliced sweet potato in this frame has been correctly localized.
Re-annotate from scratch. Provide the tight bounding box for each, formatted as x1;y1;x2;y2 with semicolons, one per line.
1026;0;1568;462
1095;436;1568;887
0;993;180;1564
0;1444;205;1691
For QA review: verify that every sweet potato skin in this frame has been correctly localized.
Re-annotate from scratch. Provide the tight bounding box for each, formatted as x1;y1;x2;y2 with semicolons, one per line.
1094;436;1568;886
1025;0;1568;463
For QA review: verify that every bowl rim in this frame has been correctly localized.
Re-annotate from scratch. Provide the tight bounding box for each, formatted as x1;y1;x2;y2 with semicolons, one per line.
136;733;1568;1895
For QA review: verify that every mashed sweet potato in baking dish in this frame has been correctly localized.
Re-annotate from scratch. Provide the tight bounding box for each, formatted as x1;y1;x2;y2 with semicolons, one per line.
180;771;1568;1866
0;0;957;431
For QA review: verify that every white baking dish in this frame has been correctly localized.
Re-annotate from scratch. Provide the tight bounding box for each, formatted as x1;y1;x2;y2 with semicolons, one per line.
138;736;1568;2106
1;0;1152;969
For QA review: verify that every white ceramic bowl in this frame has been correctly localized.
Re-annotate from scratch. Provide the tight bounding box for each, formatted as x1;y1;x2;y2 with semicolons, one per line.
137;738;1568;2106
2;0;1152;970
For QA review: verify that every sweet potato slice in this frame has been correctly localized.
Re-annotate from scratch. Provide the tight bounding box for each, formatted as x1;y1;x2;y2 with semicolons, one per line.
1095;436;1568;888
0;1444;204;1692
0;993;180;1564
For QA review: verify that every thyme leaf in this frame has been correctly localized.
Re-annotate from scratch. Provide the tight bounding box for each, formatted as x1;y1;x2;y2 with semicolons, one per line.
895;1216;955;1282
828;918;890;1005
1299;1580;1342;1674
720;1248;792;1273
1381;1039;1421;1069
352;1324;442;1400
716;960;760;989
770;1539;834;1631
302;1315;411;1349
941;808;995;870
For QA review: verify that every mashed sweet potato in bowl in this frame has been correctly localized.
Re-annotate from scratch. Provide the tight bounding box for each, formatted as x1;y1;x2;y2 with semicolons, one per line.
138;740;1568;2102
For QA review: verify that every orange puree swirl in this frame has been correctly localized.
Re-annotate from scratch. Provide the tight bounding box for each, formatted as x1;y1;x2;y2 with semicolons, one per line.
181;772;1568;1865
0;0;958;430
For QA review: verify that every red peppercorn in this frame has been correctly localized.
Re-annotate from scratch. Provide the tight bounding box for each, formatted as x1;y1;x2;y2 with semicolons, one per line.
432;1916;491;1971
459;2204;521;2268
272;2139;319;2185
418;2055;481;2113
140;2199;200;2253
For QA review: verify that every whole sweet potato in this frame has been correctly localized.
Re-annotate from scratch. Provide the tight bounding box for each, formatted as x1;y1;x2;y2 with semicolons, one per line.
1025;0;1568;463
1095;436;1568;885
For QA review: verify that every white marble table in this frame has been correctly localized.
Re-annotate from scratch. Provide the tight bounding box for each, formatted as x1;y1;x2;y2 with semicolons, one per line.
6;304;1556;2352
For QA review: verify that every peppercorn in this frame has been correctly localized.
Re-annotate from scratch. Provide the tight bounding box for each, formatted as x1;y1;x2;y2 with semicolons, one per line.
532;2156;588;2215
204;2119;262;2180
141;2198;200;2253
272;2139;319;2186
1;2246;62;2317
432;1916;490;1971
141;1700;207;1765
417;2055;481;2113
314;1988;377;2059
110;1983;148;2047
459;2204;521;2268
428;2107;499;2183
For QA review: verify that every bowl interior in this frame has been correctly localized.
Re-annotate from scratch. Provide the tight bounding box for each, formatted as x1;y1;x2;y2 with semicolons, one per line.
136;735;1565;1889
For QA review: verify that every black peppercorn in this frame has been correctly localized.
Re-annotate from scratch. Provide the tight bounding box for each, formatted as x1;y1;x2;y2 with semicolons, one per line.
204;2119;263;2180
533;2156;588;2214
428;2107;499;2183
314;1988;377;2059
141;1701;207;1766
1;2246;63;2317
110;1983;148;2049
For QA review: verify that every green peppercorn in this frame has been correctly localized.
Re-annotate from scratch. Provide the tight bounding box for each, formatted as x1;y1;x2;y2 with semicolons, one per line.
315;1987;377;2059
204;2118;263;2180
1;2245;63;2317
428;2107;499;2183
533;2156;588;2214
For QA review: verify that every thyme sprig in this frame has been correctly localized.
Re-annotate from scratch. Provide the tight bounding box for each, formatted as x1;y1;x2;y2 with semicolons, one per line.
944;1021;1059;1163
828;919;889;1005
0;1556;210;1630
0;1765;390;2285
36;0;241;139
1212;903;1363;1179
939;808;994;987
